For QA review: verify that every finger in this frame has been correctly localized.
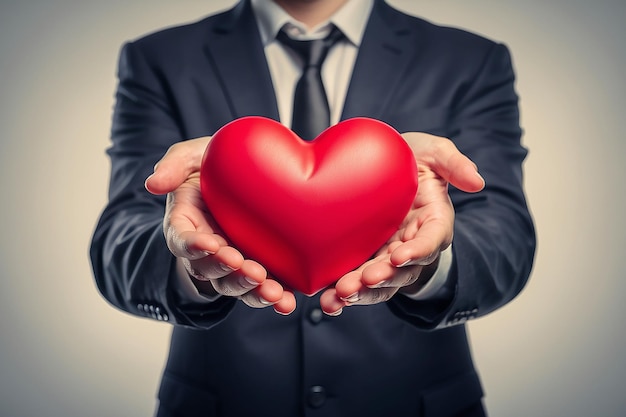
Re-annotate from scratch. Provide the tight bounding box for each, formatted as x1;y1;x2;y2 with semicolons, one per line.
145;137;211;195
319;288;347;316
333;271;364;303
208;259;266;297
210;274;259;297
168;230;221;259
187;246;244;281
374;240;403;257
399;218;419;242
389;220;449;267
349;286;399;306
239;279;284;308
361;261;422;289
429;139;485;193
273;290;297;315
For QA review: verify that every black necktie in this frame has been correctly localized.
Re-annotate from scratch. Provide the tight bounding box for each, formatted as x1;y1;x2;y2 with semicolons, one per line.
277;27;344;141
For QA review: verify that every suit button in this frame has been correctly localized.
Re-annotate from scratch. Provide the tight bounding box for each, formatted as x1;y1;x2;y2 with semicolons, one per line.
309;308;323;325
307;386;326;408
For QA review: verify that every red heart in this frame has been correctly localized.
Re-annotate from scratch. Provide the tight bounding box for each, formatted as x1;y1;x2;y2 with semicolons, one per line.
200;116;418;295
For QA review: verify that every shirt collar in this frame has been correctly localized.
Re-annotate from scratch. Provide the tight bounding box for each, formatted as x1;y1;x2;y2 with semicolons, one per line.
250;0;373;45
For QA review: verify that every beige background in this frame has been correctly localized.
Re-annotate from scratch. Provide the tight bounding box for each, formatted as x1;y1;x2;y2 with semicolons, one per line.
1;1;624;416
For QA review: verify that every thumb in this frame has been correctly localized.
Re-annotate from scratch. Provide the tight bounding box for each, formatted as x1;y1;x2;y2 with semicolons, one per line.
145;136;211;195
404;132;484;193
441;151;485;193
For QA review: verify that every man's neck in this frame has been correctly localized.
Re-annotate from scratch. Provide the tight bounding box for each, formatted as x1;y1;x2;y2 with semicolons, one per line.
272;0;350;29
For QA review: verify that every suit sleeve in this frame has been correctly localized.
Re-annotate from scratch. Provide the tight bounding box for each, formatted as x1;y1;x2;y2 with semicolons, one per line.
89;41;236;329
387;43;536;329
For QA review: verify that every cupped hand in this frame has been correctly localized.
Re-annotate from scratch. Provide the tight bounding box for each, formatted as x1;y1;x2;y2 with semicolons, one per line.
320;132;485;315
145;137;296;315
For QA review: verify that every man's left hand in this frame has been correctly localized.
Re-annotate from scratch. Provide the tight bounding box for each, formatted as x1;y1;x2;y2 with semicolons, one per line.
320;132;485;315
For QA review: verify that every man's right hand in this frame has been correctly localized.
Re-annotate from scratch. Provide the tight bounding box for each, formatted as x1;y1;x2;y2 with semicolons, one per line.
145;137;297;315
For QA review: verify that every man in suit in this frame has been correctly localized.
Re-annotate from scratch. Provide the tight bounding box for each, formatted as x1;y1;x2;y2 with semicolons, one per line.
90;0;535;416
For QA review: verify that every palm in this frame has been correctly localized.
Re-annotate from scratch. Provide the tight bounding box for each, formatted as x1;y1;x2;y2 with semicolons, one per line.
165;172;226;255
383;161;454;265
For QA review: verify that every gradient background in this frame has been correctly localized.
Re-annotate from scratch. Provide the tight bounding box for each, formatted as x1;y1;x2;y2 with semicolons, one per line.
1;1;624;416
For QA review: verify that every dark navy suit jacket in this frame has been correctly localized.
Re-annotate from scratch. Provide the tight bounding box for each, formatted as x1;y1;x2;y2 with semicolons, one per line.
90;1;535;416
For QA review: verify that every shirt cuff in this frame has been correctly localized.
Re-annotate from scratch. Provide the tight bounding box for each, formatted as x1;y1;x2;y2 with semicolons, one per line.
402;245;453;301
175;258;222;303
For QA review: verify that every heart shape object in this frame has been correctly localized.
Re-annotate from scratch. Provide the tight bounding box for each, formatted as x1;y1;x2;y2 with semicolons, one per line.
200;116;418;295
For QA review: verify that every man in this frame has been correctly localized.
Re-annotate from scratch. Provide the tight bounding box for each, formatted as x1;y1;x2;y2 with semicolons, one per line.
90;0;535;416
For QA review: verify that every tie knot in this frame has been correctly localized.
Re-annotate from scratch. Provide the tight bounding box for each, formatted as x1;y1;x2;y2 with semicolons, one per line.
277;26;344;68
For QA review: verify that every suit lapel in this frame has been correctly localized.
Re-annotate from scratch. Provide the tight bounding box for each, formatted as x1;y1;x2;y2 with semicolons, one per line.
202;0;420;124
203;0;280;121
342;0;419;121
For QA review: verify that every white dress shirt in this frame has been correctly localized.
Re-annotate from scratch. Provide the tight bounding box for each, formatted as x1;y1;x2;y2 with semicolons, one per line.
251;0;373;128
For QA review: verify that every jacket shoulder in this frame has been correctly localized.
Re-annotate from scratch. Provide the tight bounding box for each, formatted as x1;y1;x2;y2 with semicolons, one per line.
125;4;238;56
129;15;217;51
383;2;501;54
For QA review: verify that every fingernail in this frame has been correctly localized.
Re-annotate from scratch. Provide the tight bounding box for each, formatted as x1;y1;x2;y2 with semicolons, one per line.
274;308;292;316
476;170;485;185
239;276;258;288
259;297;273;305
326;308;343;317
370;280;388;289
340;292;359;303
219;263;233;272
397;259;413;267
